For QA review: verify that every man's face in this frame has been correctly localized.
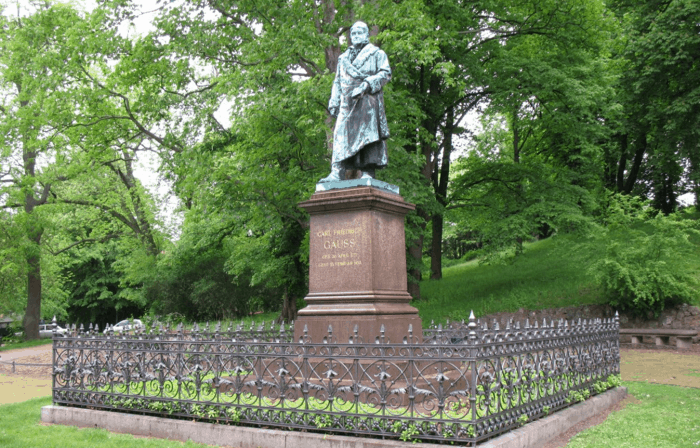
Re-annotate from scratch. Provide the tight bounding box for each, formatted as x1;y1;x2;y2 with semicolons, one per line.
350;27;369;46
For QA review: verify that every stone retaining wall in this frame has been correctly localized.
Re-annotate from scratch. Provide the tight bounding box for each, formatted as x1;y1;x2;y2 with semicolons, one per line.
479;303;700;345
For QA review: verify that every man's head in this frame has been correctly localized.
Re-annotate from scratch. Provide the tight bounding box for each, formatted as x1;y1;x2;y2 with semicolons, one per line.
350;21;370;46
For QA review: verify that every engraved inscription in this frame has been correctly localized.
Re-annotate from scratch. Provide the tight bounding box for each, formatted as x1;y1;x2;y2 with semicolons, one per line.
315;226;364;269
318;260;362;268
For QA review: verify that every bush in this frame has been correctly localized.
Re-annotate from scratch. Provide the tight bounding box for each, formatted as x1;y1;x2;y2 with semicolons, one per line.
590;206;700;317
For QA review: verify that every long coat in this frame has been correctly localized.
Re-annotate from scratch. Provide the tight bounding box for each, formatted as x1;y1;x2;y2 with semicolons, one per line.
329;43;391;168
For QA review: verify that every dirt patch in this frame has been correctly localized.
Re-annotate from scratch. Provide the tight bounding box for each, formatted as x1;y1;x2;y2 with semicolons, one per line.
0;350;52;379
0;345;53;405
0;373;51;404
620;347;700;387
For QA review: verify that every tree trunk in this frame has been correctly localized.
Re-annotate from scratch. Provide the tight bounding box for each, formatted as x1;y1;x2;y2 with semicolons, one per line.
406;69;442;299
616;134;628;192
430;107;454;280
407;230;425;299
623;132;647;194
512;106;523;253
279;286;297;323
23;247;42;340
22;198;43;340
21;133;44;340
122;152;159;256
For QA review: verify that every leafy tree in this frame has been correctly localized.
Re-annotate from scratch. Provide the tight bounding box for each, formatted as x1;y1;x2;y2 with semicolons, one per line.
606;0;700;211
447;0;613;260
0;2;178;335
589;195;700;316
0;211;25;316
60;239;145;328
0;3;88;338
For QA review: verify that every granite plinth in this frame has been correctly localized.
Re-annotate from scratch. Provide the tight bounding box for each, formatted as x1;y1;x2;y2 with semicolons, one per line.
296;186;421;343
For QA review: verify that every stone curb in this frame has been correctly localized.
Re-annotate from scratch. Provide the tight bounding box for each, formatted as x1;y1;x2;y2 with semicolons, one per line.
41;387;627;448
480;386;628;448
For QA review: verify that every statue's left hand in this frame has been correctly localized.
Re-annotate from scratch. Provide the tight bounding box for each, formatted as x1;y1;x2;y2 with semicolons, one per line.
351;82;370;98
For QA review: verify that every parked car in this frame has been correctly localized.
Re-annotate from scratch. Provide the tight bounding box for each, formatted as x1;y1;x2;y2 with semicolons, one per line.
112;319;145;333
39;323;67;338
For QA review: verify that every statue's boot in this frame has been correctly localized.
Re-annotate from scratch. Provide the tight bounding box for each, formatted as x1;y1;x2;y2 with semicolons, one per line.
360;168;375;179
319;163;344;183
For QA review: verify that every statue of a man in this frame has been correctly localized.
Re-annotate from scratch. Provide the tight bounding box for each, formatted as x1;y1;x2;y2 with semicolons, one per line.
320;21;392;183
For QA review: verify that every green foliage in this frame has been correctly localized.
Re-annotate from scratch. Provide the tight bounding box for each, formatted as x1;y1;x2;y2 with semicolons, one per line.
449;154;600;261
313;414;332;429
142;214;281;322
589;197;700;316
609;0;700;210
1;0;698;329
0;213;26;316
60;240;145;328
566;389;591;404
517;414;528;426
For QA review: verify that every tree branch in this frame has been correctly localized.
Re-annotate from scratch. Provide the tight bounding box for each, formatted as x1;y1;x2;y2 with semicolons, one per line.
163;81;219;100
55;198;140;235
78;66;183;153
47;233;122;256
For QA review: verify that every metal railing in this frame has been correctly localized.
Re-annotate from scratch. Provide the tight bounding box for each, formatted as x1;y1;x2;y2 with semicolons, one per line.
51;312;620;445
0;360;52;373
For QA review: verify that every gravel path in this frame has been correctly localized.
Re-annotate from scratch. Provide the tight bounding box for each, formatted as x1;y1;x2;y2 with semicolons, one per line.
0;343;53;361
0;344;53;379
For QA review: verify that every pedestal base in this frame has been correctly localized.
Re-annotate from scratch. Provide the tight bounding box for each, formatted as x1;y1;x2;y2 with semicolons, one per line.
295;186;421;343
295;314;422;344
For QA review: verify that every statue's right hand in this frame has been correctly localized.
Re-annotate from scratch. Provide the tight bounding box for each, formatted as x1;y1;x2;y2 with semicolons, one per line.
329;106;339;118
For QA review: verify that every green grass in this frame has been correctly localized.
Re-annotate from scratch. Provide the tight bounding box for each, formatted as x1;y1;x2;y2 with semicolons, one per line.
566;382;700;448
0;397;208;448
417;235;607;326
0;338;53;352
417;222;700;327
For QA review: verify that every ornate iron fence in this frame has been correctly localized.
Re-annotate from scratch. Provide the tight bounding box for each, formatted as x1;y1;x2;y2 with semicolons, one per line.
51;312;620;445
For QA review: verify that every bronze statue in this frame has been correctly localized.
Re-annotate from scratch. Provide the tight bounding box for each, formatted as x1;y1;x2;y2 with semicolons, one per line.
320;21;392;183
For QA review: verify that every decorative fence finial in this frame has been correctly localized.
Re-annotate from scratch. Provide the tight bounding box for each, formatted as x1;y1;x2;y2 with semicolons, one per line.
468;310;477;341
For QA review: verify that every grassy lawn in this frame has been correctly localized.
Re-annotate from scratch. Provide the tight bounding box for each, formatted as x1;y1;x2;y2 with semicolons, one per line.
0;339;53;352
0;397;208;448
416;224;700;327
417;235;607;325
567;382;700;448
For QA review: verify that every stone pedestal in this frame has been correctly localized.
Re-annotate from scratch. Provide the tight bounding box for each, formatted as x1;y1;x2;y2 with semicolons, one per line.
295;184;422;343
